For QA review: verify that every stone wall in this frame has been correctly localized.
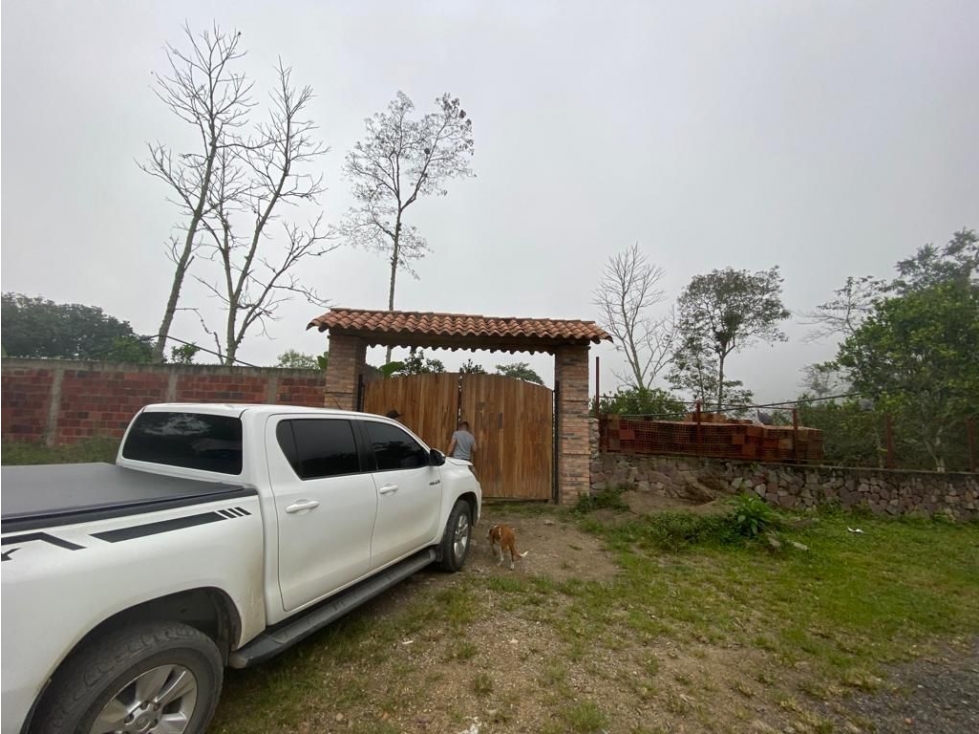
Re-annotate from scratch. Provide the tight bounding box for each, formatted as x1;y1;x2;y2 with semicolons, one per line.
590;422;978;521
2;359;325;446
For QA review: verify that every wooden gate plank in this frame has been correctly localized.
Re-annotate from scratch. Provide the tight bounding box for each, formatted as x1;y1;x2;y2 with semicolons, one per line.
461;374;552;500
363;374;458;452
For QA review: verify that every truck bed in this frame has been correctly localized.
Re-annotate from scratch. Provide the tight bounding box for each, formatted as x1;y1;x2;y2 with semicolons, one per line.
1;463;253;533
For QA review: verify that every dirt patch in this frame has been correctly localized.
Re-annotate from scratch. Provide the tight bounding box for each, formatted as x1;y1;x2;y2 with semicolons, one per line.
472;508;619;583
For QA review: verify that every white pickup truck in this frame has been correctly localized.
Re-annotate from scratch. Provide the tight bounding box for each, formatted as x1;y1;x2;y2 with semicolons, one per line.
1;403;481;734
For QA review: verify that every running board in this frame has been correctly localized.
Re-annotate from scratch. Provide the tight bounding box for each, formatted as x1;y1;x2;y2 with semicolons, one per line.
229;548;437;668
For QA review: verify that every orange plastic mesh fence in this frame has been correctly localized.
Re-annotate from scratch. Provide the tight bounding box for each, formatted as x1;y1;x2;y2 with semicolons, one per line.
599;415;824;463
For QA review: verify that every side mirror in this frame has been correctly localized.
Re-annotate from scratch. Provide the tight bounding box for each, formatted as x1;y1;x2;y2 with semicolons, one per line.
430;449;446;466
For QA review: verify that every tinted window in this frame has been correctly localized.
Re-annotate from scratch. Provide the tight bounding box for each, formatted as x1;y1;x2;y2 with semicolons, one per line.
277;419;360;480
365;422;429;471
123;412;243;475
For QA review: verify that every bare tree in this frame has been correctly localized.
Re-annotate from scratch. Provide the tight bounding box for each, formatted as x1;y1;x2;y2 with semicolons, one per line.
593;244;676;389
140;23;253;362
800;275;885;343
194;63;334;365
342;92;475;362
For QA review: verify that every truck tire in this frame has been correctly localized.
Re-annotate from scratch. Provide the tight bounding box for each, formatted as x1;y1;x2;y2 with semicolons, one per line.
32;621;223;734
439;499;473;572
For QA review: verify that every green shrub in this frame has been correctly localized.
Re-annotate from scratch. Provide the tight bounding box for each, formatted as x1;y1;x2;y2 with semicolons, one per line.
599;494;784;552
730;493;779;539
574;486;629;513
593;386;686;419
635;512;739;551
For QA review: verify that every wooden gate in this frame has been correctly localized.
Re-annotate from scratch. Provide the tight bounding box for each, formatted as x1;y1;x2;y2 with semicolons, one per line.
362;373;553;500
361;373;459;455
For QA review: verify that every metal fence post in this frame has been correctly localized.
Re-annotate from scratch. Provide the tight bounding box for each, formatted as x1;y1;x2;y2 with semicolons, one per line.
884;414;896;469
792;408;799;463
694;399;702;457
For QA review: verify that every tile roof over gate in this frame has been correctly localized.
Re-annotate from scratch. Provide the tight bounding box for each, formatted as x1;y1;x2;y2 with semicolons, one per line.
307;308;611;353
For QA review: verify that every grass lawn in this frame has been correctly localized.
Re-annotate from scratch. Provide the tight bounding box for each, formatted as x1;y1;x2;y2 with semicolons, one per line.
210;501;979;734
1;438;119;465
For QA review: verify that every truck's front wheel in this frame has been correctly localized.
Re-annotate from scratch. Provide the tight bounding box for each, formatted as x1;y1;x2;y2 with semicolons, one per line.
439;499;473;572
32;622;223;734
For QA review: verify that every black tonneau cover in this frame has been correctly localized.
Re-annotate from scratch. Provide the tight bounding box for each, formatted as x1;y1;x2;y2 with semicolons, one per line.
1;463;252;533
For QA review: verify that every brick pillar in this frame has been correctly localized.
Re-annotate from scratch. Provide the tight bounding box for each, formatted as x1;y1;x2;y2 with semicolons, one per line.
554;345;591;505
323;334;367;410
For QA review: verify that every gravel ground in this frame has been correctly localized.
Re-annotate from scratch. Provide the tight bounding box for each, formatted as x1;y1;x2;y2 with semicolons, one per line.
835;640;979;734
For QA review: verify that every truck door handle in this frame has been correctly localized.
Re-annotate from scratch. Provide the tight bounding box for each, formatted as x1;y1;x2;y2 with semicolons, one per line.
379;484;399;495
285;499;320;514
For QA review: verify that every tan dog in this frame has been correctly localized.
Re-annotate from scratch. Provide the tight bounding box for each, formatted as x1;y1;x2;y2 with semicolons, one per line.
487;524;528;570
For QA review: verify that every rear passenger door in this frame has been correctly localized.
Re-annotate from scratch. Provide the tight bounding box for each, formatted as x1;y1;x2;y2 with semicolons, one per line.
360;420;442;569
267;416;377;612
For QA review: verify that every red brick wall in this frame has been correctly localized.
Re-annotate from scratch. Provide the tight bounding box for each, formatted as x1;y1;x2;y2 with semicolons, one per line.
175;373;268;404
1;366;55;442
1;359;326;446
59;368;170;442
274;375;328;406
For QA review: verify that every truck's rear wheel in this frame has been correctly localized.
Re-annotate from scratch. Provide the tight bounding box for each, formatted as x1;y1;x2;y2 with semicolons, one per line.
439;499;473;572
32;622;223;734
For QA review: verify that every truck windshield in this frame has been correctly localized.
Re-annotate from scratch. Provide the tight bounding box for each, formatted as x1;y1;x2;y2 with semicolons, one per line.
122;412;243;475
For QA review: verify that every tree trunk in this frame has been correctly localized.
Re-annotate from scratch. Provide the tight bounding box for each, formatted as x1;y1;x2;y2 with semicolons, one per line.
716;354;726;412
225;321;238;366
153;253;191;362
153;226;200;363
384;217;402;364
152;143;217;362
929;428;947;472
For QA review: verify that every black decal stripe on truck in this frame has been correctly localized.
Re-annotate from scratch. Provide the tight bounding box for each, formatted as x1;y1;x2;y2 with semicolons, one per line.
91;511;228;543
0;532;85;551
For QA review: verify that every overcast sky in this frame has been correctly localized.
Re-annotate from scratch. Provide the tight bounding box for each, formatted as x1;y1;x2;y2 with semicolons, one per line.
3;0;977;400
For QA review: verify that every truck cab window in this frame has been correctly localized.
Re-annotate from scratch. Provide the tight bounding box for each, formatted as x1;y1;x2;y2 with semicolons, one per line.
363;421;430;471
122;412;243;475
276;419;360;480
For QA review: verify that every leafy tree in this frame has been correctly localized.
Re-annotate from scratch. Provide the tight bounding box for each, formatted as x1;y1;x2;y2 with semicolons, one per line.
837;279;978;471
593;243;675;388
800;229;978;471
104;336;156;363
893;228;977;293
377;361;406;378
494;362;544;385
276;349;327;370
398;351;446;375
341;92;474;362
459;359;486;374
170;342;201;364
2;293;153;362
797;399;884;467
594;387;686;419
669;335;754;411
670;267;788;410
